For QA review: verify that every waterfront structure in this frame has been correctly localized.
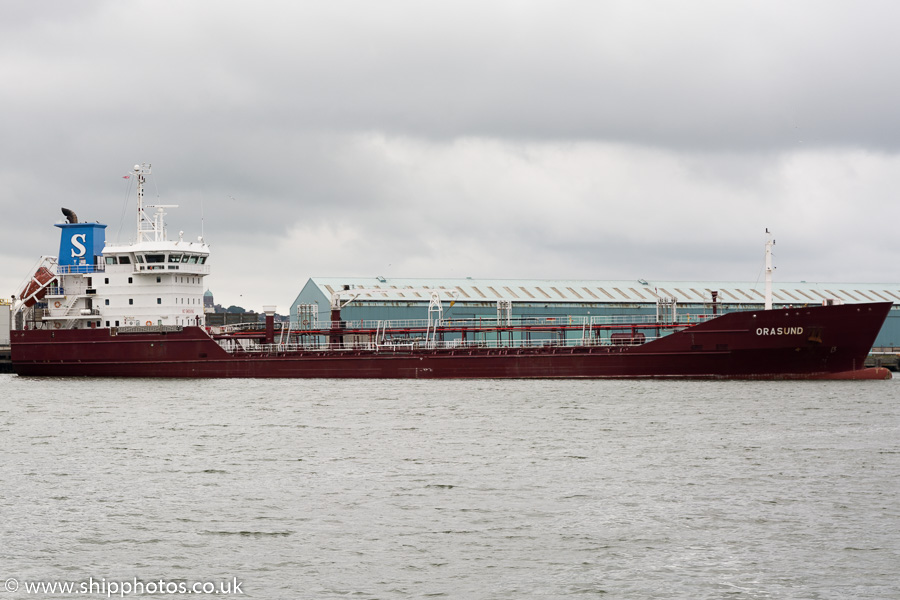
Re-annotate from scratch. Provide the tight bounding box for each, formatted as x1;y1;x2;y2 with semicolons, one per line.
290;277;900;349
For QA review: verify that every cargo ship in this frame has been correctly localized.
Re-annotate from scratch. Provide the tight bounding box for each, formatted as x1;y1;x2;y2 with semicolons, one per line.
8;164;893;380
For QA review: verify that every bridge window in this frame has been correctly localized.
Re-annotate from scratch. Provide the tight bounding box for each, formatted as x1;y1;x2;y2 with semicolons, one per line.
119;256;131;264
145;254;165;263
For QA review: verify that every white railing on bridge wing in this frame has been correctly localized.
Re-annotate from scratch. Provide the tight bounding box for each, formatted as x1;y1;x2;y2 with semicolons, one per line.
57;264;105;275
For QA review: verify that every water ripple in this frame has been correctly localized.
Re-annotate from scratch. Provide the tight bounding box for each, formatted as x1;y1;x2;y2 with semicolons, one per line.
2;375;899;598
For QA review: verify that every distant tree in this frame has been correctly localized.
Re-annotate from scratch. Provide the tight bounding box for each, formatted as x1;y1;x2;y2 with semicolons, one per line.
225;305;246;314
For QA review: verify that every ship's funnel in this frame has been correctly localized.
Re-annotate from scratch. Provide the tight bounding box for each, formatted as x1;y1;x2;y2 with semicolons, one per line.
56;221;107;273
61;207;78;223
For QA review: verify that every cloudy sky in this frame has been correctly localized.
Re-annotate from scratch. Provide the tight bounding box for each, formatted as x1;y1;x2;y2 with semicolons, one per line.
3;0;900;311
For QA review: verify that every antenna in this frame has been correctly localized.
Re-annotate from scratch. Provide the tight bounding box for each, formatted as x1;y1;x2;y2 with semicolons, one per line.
765;229;775;310
201;193;205;240
134;163;154;242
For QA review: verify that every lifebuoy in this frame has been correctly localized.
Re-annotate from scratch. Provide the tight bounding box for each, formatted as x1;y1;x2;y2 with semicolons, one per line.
54;301;62;308
301;319;309;326
53;322;61;329
146;320;153;326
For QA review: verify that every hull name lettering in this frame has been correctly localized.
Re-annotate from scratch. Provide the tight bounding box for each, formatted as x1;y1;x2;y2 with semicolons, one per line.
756;326;804;336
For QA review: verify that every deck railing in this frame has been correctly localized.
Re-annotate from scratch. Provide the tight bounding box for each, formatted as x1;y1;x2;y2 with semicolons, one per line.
212;311;728;354
224;333;672;355
291;312;720;333
57;264;105;274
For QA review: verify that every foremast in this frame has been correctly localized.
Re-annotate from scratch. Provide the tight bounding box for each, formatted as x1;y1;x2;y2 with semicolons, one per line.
765;229;775;310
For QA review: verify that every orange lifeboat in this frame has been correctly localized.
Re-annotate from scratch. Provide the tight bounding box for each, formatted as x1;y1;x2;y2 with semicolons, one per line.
21;267;55;307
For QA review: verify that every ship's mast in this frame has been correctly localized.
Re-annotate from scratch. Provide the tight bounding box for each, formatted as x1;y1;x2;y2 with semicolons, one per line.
133;163;177;243
135;163;153;242
765;229;775;310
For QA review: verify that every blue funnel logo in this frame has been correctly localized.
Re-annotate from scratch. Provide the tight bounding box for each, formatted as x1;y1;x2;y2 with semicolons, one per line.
56;222;107;272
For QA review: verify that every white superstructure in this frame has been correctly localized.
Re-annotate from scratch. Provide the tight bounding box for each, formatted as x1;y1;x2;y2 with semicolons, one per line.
14;163;210;330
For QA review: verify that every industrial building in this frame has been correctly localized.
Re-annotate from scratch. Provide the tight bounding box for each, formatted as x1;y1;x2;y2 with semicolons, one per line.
289;277;900;350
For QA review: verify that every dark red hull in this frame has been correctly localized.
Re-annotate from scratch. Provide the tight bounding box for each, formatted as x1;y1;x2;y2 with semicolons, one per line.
10;302;893;379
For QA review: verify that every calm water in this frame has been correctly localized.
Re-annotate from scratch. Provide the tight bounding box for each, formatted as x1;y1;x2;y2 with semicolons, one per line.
1;375;898;599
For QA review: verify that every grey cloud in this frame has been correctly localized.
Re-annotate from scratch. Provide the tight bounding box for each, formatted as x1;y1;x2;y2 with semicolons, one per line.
5;1;900;151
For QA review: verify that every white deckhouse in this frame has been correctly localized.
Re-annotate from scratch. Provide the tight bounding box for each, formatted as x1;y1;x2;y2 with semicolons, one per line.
14;163;210;330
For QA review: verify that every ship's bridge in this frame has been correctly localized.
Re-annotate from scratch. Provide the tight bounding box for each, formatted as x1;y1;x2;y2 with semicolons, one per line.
103;241;210;275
